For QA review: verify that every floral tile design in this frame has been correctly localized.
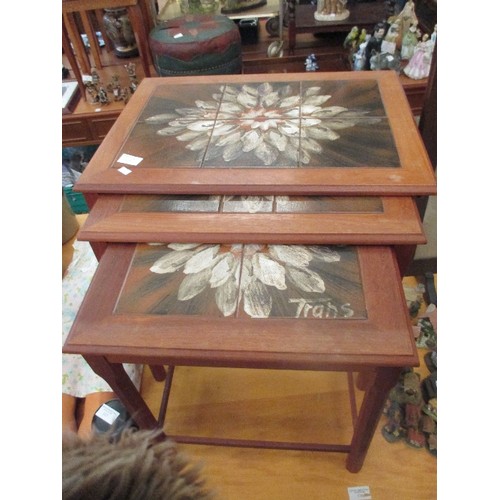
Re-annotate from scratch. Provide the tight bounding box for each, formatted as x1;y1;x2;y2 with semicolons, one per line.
115;243;367;320
116;80;400;169
119;195;384;214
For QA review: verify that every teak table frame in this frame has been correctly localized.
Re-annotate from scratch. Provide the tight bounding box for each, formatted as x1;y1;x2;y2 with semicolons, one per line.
65;71;436;473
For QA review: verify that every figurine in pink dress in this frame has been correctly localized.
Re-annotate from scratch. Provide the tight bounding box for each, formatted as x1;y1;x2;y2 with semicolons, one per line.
403;34;434;80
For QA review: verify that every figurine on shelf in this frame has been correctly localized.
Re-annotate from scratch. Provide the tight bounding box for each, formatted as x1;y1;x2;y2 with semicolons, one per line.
343;26;359;50
91;67;100;87
107;74;122;101
353;38;369;71
305;54;319;71
403;33;435;80
395;0;418;42
344;27;368;55
120;87;131;104
430;24;437;45
362;22;387;70
125;62;138;93
84;81;100;105
400;22;419;60
369;50;401;73
381;18;401;54
314;0;349;22
357;28;367;49
98;85;110;105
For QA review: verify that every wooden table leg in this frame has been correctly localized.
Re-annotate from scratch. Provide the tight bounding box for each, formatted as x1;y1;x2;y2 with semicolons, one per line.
85;355;159;430
356;369;376;391
346;366;400;473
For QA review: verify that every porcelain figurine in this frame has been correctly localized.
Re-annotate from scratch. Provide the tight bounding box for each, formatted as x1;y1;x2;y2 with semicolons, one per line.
403;34;434;80
362;22;387;70
343;26;359;50
314;0;349;22
395;0;418;42
401;22;419;60
382;18;401;54
353;39;369;71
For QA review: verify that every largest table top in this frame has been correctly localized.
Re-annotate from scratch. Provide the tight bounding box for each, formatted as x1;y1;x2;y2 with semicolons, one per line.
75;71;436;197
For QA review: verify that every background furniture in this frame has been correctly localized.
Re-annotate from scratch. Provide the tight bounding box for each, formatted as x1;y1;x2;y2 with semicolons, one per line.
287;0;387;53
149;14;243;75
62;0;154;77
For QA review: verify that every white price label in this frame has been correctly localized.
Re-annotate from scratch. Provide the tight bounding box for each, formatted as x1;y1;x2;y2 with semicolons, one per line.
95;403;120;425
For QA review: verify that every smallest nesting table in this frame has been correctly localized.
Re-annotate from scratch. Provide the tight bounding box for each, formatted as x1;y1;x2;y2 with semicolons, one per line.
64;242;417;473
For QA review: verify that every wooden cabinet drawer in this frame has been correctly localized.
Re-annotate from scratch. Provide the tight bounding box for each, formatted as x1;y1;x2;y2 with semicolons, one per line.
62;110;121;146
62;117;93;145
89;115;119;141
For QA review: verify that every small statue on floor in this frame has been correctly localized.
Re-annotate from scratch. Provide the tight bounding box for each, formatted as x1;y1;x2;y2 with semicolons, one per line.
314;0;349;22
382;400;404;442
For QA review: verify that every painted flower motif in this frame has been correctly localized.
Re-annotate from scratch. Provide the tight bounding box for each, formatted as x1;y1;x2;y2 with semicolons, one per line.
150;243;341;318
144;83;380;166
210;195;283;213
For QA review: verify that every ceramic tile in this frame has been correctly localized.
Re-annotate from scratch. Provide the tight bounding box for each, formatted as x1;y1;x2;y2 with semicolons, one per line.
120;195;221;213
111;79;400;170
115;243;367;320
221;196;274;213
275;196;384;213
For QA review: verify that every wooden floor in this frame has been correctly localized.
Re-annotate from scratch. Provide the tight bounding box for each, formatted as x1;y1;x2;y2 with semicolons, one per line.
139;275;437;500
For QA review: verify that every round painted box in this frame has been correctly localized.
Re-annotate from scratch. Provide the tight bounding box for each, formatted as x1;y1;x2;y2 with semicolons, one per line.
149;14;242;76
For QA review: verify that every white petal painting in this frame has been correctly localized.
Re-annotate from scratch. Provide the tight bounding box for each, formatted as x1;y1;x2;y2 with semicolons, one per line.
144;82;382;167
149;243;346;319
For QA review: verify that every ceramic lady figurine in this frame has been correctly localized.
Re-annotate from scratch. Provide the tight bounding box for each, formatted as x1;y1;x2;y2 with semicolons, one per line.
401;22;419;60
403;34;434;79
353;39;368;71
382;18;401;54
395;0;418;43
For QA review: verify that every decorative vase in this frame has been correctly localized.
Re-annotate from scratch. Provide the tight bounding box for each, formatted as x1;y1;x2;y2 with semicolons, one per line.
103;8;138;58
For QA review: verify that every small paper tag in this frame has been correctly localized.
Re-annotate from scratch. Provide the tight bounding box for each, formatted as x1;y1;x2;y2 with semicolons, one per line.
348;486;372;500
95;403;120;425
117;166;132;176
117;153;143;166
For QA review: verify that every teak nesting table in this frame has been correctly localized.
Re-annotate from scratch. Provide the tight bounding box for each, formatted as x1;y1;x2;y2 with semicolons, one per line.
64;71;436;472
